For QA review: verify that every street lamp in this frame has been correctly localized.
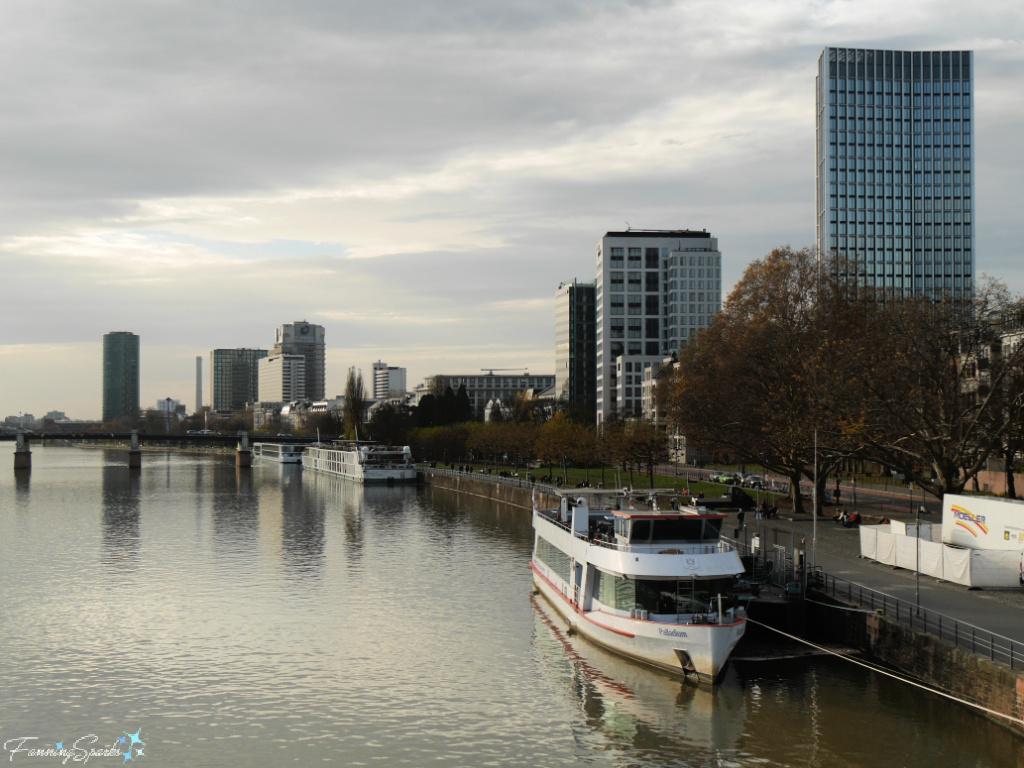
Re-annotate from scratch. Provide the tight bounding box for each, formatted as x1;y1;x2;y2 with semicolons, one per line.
916;502;923;615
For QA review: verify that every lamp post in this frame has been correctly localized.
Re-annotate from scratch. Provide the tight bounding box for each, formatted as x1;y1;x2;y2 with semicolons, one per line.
812;427;818;570
916;501;922;615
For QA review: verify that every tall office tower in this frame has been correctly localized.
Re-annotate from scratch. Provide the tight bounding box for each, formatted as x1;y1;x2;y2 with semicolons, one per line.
195;356;202;413
816;48;974;299
272;322;326;401
258;354;306;402
102;331;140;423
372;361;407;399
555;280;596;421
209;348;268;413
594;230;721;425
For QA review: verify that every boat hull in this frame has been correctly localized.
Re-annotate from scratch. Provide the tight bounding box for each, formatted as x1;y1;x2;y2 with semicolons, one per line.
302;445;417;484
532;562;745;684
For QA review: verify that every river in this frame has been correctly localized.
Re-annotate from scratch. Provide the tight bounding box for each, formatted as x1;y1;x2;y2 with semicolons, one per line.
1;446;1021;767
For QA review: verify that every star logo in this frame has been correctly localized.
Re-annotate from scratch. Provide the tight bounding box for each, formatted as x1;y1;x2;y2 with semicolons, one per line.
125;730;145;749
55;742;63;750
119;728;146;761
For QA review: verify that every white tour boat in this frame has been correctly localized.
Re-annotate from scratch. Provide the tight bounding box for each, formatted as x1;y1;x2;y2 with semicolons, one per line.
302;443;416;484
252;442;307;464
531;490;747;683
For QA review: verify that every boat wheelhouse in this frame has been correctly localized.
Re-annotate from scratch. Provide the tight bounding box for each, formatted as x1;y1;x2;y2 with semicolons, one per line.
531;490;746;683
252;443;306;464
302;443;416;484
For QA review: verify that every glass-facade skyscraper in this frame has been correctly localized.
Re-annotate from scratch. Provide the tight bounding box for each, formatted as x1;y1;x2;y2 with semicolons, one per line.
102;331;140;424
815;48;974;299
210;348;268;413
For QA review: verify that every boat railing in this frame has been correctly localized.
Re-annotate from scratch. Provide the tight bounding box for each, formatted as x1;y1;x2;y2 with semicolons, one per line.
584;537;733;556
536;512;733;556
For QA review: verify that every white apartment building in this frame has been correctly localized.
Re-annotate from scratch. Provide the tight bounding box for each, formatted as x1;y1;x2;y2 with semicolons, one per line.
373;361;408;399
414;372;555;416
595;229;722;425
258;354;306;403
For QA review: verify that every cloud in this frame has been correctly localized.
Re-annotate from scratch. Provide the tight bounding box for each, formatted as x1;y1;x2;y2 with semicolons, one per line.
1;0;1023;418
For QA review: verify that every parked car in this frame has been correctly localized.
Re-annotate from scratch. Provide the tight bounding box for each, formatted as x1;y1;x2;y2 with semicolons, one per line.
742;475;764;490
715;474;739;485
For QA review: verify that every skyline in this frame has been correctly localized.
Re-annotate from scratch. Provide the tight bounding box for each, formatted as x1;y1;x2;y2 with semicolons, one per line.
2;1;1023;420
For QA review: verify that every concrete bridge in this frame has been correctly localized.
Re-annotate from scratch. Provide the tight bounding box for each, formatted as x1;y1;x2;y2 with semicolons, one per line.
3;430;325;471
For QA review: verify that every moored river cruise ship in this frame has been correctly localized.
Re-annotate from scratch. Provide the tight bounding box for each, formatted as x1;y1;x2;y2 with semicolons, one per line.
252;443;306;464
531;490;746;683
302;443;416;484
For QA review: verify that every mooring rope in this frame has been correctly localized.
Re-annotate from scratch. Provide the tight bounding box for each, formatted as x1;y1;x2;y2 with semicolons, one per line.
745;617;1024;727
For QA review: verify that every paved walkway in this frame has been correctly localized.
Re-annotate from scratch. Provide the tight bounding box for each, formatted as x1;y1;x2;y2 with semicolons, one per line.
729;508;1024;647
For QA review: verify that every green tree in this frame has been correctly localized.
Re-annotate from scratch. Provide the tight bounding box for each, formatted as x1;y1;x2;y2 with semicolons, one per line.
415;394;437;428
437;386;457;426
369;403;414;446
454;384;473;423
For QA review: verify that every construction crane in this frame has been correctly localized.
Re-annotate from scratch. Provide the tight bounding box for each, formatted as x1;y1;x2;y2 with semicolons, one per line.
480;368;529;376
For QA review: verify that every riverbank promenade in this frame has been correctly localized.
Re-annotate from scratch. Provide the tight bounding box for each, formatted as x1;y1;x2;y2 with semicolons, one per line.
735;506;1024;650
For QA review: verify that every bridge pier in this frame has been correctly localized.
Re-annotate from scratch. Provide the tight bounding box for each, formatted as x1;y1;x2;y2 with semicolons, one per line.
129;429;142;469
236;430;251;468
13;431;31;471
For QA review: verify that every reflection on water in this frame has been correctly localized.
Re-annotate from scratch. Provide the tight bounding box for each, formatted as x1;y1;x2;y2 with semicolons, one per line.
211;461;260;552
533;595;746;763
0;446;1022;768
101;456;141;569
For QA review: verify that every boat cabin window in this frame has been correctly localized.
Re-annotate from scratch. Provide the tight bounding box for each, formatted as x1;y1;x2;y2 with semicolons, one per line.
616;516;722;544
594;570;737;614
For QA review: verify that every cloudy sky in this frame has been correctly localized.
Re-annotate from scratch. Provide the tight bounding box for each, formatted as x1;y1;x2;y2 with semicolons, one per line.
2;0;1022;420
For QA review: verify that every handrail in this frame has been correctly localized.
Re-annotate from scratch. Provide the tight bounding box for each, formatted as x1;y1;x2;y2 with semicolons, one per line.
811;569;1022;670
420;465;564;495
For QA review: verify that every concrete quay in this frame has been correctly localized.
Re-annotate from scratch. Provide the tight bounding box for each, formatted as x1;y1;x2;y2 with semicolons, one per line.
729;508;1024;734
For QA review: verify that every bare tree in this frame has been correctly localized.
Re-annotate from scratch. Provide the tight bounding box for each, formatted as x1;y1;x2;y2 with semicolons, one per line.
343;367;367;440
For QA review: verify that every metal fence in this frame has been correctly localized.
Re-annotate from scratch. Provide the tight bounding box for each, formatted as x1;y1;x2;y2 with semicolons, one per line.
811;570;1023;670
420;465;559;494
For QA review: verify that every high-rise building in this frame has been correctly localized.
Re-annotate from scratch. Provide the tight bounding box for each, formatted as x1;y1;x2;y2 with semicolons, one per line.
815;48;974;299
372;361;407;399
594;230;722;425
258;354;306;402
102;331;140;423
272;322;326;401
210;348;268;413
555;280;596;421
195;356;202;413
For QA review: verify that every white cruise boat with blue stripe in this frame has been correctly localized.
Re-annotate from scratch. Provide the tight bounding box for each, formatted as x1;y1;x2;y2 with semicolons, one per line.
531;490;746;683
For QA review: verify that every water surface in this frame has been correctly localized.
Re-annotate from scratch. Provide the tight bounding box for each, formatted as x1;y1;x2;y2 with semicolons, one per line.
1;446;1020;767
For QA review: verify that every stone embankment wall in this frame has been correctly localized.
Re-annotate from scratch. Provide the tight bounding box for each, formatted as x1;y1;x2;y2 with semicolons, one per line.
807;592;1024;734
418;471;559;512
